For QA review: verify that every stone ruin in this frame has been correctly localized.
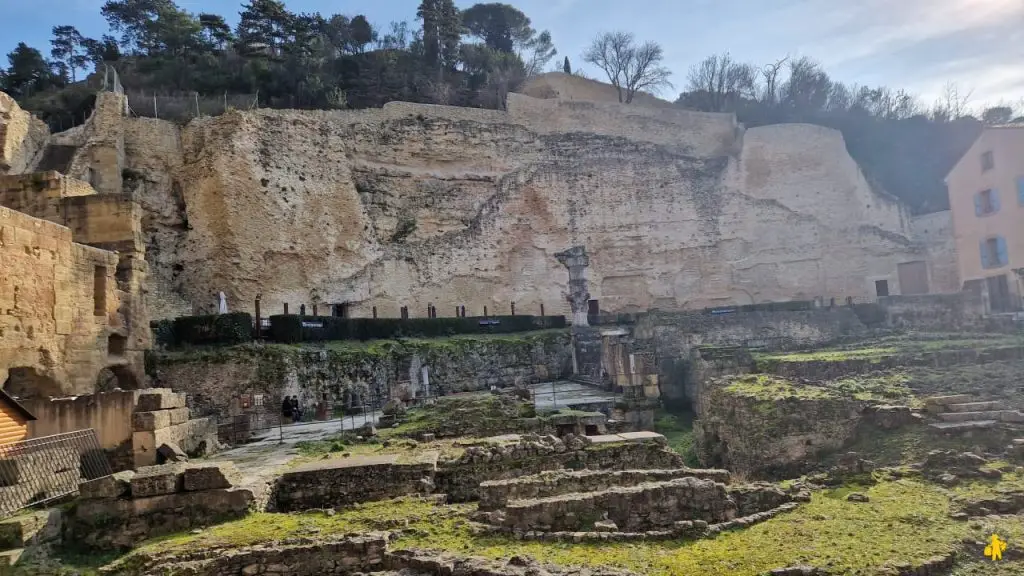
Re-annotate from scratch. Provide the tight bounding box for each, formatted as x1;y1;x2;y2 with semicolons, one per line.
472;467;805;542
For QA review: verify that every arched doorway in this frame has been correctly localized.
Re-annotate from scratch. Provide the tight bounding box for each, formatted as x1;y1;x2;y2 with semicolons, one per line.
3;367;63;399
95;365;141;392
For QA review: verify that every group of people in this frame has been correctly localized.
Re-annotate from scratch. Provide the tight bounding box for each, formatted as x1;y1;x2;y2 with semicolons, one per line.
281;395;303;423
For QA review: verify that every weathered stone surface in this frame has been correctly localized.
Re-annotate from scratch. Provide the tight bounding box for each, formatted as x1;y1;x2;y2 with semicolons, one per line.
136;390;187;412
130;463;185;497
846;492;870;503
157;442;189;463
80;470;135;500
0;91;47;175
183;462;242;491
132;407;190;431
133;417;219;467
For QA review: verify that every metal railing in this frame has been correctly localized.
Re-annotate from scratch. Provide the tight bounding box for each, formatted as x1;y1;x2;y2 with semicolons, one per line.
0;429;111;518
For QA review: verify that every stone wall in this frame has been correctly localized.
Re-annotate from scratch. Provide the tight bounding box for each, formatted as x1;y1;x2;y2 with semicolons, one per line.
909;211;959;293
495;476;737;532
23;390;138;450
0;207;143;396
695;384;869;477
0;92;47;175
148;331;572;420
878;293;984;331
478;467;731;510
68;462;252;550
273;453;438;512
85;85;935;320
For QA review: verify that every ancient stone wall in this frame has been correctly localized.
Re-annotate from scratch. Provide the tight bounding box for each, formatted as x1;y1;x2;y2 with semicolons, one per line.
148;331;572;420
0;93;47;175
910;211;960;293
23;390;138;450
105;90;932;320
0;207;141;396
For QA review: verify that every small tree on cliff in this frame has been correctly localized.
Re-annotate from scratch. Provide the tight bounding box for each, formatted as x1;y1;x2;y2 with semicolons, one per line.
582;31;671;103
563;56;571;75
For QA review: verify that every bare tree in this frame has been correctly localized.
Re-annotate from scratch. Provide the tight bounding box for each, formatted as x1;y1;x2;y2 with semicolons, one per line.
781;56;832;111
932;82;975;121
759;56;788;105
582;31;672;103
684;53;757;112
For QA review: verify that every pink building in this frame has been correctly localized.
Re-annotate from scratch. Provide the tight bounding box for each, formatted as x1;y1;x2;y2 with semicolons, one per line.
945;126;1024;312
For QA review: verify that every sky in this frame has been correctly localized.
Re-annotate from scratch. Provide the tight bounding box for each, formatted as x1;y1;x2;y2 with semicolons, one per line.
2;0;1023;109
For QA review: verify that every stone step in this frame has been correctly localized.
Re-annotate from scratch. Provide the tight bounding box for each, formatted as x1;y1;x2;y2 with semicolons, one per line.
923;394;974;407
929;420;997;432
944;401;1003;413
937;410;1024;423
0;548;23;567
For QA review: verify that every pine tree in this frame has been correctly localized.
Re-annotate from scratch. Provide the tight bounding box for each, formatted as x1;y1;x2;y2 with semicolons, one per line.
563;56;571;75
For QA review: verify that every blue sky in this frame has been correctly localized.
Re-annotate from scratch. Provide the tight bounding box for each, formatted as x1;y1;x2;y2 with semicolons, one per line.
2;0;1022;108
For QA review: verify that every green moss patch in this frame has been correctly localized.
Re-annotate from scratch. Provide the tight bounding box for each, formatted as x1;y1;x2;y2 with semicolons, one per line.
722;372;915;404
653;408;699;466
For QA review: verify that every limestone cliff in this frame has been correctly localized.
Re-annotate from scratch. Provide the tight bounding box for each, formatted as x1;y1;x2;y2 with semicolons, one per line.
119;92;923;318
0;93;47;175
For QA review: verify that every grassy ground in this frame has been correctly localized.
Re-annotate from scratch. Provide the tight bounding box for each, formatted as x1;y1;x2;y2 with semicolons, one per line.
110;477;1023;576
653;408;699;466
722;372;917;404
754;333;1024;364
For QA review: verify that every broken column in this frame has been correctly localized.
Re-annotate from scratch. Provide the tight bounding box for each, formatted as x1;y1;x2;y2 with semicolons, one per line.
131;389;219;468
555;246;603;384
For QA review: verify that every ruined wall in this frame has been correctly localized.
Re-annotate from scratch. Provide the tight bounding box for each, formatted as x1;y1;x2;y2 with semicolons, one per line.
0;92;47;175
23;389;138;449
910;211;960;293
0;207;141;396
120;93;924;320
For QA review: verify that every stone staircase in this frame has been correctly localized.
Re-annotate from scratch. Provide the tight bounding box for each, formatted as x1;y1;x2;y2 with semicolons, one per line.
925;394;1024;433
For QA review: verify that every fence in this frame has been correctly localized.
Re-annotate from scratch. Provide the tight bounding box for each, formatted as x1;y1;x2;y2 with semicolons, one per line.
0;429;112;518
127;90;259;122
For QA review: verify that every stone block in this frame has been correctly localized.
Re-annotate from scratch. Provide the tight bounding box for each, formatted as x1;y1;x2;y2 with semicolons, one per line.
183;462;242;491
130;464;185;497
136;391;186;412
157;442;188;463
79;470;135;500
133;410;171;432
133;418;218;468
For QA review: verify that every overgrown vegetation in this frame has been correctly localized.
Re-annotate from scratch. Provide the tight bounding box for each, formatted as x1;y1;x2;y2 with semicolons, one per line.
653;408;699;466
723;372;916;404
754;333;1024;365
113;478;1023;576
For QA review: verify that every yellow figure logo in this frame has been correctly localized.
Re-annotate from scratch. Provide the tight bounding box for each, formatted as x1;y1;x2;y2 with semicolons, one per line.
985;534;1007;561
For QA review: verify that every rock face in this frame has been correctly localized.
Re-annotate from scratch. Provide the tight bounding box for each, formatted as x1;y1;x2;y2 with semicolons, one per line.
112;91;924;319
0;92;47;175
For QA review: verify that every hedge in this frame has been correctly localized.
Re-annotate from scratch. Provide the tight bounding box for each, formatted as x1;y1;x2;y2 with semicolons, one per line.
268;314;567;344
172;312;253;345
150;318;176;348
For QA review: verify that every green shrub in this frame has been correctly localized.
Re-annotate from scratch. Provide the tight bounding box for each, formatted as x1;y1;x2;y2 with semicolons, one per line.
150;319;176;348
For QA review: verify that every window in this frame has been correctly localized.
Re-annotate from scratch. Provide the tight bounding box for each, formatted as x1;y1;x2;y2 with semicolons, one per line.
1017;176;1024;206
982;151;994;171
980;236;1009;269
874;280;890;297
974;189;1000;216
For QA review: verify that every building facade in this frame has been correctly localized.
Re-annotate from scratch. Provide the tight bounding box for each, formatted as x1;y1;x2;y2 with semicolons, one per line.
946;126;1024;312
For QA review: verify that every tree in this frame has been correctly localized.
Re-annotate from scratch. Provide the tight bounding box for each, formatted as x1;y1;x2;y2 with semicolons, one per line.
81;35;121;68
683;53;757;112
932;82;974;122
461;3;531;53
982;106;1013;125
781;57;831;111
349;15;374;53
2;43;56;97
101;0;174;53
582;31;671;103
759;56;787;105
563;56;571;75
417;0;460;75
50;26;89;82
520;30;556;76
237;0;293;52
199;13;233;49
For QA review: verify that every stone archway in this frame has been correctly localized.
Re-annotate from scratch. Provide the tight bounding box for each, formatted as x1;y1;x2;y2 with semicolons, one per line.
95;365;141;392
3;367;63;399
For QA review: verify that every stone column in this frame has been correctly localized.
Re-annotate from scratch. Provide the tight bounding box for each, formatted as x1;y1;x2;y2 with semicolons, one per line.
554;246;591;328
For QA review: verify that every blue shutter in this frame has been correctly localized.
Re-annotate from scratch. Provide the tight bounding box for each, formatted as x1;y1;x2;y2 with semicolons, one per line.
996;236;1009;266
1017;177;1024;206
980;240;992;268
974;193;983;216
991;189;1001;212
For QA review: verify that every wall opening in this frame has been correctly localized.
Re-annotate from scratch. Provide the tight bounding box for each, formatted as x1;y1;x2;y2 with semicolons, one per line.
95;365;140;392
93;265;108;317
3;367;62;399
874;280;889;297
334;303;351;318
107;334;127;357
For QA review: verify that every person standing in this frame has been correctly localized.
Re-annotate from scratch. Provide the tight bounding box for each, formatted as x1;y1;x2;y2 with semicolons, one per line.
291;396;301;422
282;395;293;424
